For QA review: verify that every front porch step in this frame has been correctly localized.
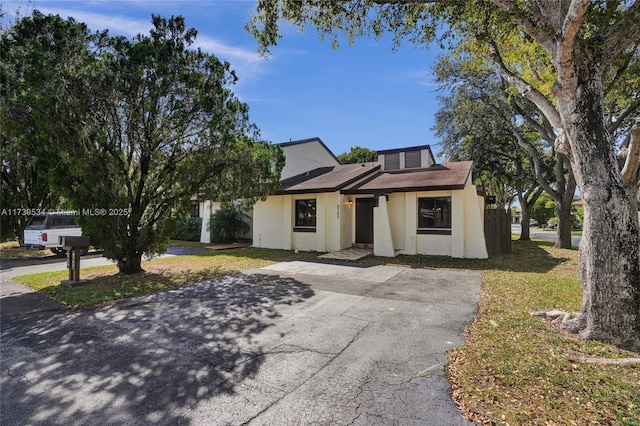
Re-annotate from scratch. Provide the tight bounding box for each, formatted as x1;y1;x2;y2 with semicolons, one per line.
318;247;373;261
352;243;373;249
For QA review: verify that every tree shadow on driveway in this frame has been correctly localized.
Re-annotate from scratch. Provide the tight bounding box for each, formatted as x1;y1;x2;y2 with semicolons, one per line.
1;273;314;425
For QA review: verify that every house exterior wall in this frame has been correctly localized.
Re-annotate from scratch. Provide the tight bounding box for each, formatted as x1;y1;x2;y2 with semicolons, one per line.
388;193;406;251
323;192;344;252
199;200;221;243
253;196;288;249
422;150;434;168
373;188;488;259
253;187;487;259
462;185;488;258
281;142;340;179
253;192;347;253
341;195;355;249
373;195;395;257
405;189;455;256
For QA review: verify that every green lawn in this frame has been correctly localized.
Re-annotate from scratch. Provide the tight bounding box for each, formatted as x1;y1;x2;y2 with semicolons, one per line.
10;239;639;425
0;240;48;259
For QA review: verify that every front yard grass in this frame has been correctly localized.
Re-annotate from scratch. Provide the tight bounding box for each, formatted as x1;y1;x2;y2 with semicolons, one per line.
11;239;639;424
437;242;638;425
0;240;48;259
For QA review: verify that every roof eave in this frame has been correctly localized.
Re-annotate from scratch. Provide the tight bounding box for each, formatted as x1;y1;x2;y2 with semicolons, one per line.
342;184;467;195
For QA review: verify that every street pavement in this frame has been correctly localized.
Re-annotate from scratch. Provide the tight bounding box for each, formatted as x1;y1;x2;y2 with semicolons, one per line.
0;258;480;425
0;247;206;280
511;224;581;248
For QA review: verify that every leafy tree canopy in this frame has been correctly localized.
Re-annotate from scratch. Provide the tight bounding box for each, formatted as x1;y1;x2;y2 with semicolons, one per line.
337;146;378;164
1;12;284;273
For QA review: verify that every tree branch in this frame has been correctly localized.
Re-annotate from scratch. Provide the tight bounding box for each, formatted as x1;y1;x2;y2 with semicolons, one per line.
508;94;556;143
601;2;640;69
621;120;640;188
495;105;558;198
490;0;557;55
557;0;589;71
604;41;638;94
609;99;640;134
486;39;562;129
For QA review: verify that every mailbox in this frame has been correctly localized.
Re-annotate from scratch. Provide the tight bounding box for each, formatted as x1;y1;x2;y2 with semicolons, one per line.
58;235;91;287
59;235;91;250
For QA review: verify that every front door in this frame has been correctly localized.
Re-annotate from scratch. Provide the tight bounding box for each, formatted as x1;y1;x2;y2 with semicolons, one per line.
355;198;374;244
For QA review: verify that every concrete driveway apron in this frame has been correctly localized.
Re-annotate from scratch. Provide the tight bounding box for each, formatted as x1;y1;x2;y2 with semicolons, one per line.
1;260;480;426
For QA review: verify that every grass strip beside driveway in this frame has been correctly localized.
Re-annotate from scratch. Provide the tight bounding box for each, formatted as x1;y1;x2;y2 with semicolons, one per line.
11;247;318;308
443;242;639;425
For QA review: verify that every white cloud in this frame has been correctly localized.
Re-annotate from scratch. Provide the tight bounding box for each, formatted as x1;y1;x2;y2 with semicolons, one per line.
194;36;262;66
400;69;439;88
36;7;152;37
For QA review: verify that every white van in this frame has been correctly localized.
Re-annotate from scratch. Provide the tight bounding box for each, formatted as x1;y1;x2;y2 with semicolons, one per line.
23;212;86;255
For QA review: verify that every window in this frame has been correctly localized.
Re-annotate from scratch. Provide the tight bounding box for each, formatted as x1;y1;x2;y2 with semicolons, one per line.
405;150;421;168
385;152;400;170
418;197;451;234
294;199;316;232
190;203;200;218
49;216;78;228
27;215;47;227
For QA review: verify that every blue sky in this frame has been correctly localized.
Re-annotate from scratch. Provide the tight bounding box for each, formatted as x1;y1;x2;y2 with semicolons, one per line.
3;0;447;159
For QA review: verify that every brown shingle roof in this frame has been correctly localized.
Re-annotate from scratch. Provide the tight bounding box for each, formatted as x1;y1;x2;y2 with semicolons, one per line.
277;163;380;194
342;161;473;194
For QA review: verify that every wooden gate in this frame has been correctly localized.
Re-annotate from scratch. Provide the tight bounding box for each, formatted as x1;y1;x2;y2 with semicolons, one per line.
484;208;512;256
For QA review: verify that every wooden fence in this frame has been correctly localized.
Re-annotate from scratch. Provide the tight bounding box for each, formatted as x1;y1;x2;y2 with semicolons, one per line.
484;208;512;256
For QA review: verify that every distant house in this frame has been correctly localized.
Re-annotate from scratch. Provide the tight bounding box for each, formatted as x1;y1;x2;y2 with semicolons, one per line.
252;139;488;259
571;199;584;210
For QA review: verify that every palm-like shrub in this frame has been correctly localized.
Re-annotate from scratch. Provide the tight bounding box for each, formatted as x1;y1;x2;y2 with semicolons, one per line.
209;203;249;244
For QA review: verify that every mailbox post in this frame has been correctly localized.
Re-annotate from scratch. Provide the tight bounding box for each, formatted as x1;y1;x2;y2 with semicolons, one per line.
59;235;90;287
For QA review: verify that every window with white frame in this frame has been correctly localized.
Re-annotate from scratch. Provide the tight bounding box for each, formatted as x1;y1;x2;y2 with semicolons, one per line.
417;197;451;234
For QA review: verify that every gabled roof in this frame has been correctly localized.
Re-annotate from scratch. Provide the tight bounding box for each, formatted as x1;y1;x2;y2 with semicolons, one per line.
277;163;380;195
277;137;341;165
342;161;473;194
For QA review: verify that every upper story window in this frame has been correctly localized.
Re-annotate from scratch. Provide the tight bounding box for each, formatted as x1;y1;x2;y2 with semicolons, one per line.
294;199;316;232
385;152;400;170
418;197;451;234
405;150;421;168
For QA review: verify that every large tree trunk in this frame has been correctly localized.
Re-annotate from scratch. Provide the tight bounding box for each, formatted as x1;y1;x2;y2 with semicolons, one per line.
117;252;144;274
558;61;640;350
551;155;576;249
116;230;145;274
519;212;531;241
518;187;543;242
555;192;574;249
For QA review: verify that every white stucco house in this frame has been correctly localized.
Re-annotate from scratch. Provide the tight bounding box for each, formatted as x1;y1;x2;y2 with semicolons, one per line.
197;137;341;243
251;138;488;259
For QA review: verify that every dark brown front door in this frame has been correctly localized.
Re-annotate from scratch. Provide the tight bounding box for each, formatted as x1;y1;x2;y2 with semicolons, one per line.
355;198;374;244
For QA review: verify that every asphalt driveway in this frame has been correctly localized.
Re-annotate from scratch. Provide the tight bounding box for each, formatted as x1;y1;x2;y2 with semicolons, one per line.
1;260;480;425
